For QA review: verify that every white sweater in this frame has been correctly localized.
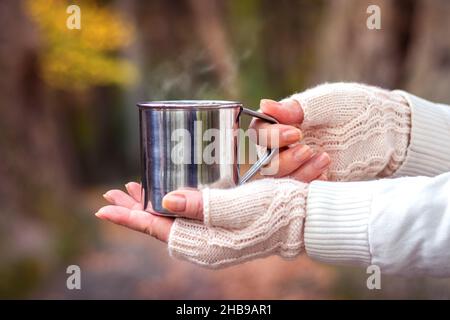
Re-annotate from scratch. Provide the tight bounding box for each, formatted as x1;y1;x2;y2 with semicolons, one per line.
305;92;450;276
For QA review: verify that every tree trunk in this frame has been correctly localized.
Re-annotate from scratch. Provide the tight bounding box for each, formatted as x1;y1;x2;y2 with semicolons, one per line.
313;0;416;89
0;0;74;298
404;0;450;102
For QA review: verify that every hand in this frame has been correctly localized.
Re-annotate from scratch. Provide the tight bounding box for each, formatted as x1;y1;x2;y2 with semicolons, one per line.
252;83;411;181
97;179;308;268
249;99;330;182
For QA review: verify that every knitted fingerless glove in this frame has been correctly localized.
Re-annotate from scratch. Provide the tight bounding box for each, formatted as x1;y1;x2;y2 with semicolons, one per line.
168;179;308;268
286;83;411;181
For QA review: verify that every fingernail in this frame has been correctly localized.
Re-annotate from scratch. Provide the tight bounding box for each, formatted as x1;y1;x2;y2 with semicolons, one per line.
293;145;313;162
282;99;299;108
95;207;105;217
313;153;331;170
162;194;186;212
103;192;113;202
260;99;281;107
282;129;302;143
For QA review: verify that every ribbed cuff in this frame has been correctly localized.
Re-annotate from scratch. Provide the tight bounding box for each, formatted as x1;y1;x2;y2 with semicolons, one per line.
304;181;375;266
393;91;450;177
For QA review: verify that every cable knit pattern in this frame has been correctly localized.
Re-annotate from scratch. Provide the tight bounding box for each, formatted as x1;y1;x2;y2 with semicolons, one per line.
286;83;411;181
168;179;308;268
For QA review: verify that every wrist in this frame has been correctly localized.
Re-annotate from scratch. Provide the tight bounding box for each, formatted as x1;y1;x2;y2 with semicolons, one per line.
392;91;450;177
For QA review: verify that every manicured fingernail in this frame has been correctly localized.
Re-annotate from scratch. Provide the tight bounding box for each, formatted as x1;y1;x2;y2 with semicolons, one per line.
293;145;313;162
260;99;281;107
313;153;331;170
103;192;113;201
282;129;302;143
162;194;186;212
95;207;106;217
282;99;299;108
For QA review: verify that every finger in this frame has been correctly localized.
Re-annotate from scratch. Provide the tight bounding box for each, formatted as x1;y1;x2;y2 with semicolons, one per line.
125;182;142;202
260;144;314;177
103;189;142;210
95;205;173;242
289;152;331;183
248;122;302;148
260;98;304;125
162;189;204;221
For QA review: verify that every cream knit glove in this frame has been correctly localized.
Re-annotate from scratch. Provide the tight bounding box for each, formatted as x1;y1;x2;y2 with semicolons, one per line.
168;179;308;268
286;83;411;181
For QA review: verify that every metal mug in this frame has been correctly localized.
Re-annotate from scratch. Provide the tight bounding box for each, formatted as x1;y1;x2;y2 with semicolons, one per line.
137;100;279;216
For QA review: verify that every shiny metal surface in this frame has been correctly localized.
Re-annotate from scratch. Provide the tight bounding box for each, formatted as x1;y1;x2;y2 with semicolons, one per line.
137;100;277;216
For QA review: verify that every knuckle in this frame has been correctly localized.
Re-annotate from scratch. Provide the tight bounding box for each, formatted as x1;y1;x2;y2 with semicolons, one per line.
143;222;155;238
142;216;156;237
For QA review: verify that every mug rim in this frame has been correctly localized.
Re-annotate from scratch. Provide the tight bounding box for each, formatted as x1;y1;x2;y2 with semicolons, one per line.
136;100;242;109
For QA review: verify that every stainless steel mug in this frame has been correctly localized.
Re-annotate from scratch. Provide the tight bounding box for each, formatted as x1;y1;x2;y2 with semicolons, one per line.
137;100;278;216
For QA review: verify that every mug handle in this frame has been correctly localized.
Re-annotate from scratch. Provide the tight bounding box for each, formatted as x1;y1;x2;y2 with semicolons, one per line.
238;107;279;184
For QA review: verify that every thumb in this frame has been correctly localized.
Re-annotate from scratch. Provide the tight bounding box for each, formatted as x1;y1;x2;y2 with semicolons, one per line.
160;181;274;228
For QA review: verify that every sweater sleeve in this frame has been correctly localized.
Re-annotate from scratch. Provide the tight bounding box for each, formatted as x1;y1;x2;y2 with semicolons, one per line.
393;91;450;177
304;172;450;277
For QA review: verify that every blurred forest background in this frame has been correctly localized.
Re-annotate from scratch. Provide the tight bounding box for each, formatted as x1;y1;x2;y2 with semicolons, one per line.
1;0;450;299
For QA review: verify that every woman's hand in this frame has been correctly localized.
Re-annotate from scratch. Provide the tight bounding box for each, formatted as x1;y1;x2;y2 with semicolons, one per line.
249;99;331;182
97;182;173;242
252;82;412;181
97;179;308;268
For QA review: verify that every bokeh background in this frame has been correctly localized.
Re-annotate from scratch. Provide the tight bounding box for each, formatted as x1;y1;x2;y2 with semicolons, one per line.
1;0;450;299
